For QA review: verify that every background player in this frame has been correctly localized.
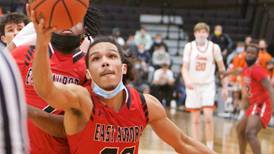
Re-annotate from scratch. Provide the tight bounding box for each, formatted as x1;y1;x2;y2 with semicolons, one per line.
0;12;29;46
181;22;226;150
236;44;274;154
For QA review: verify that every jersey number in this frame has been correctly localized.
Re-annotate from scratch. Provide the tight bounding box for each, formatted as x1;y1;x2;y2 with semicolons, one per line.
101;147;135;154
195;62;206;71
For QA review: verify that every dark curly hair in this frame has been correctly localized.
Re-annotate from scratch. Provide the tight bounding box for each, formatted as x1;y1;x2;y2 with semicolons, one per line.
85;36;135;84
84;5;102;38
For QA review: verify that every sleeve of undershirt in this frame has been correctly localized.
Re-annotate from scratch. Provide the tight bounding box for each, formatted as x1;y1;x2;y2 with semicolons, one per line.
12;22;37;47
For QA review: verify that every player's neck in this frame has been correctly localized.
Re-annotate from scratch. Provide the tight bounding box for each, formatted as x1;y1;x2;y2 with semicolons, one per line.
196;40;208;52
196;40;207;47
101;90;126;112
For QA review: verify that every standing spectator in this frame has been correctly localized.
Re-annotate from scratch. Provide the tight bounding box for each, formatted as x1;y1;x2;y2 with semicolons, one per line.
209;25;233;66
0;45;28;154
0;12;29;46
134;26;153;50
257;39;272;70
182;22;226;150
227;42;245;66
244;35;252;47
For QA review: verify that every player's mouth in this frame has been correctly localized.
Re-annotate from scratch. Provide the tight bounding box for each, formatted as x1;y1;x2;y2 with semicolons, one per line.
100;69;115;77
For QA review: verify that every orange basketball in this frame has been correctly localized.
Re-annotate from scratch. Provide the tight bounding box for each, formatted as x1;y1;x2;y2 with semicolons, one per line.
30;0;90;30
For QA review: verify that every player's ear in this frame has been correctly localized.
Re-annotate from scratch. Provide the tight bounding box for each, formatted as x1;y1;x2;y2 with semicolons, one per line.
86;69;91;80
1;35;7;44
121;64;127;75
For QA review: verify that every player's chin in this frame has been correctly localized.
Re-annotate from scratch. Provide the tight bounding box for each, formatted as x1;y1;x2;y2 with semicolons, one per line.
101;84;117;91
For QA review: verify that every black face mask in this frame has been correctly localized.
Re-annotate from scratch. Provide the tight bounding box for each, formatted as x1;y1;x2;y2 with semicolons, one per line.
50;33;81;54
245;57;257;67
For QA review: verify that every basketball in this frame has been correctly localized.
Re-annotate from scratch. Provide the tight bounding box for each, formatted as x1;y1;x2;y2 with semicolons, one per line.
29;0;89;30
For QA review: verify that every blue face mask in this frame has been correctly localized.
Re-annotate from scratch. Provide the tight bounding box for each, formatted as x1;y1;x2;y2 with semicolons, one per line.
92;78;126;99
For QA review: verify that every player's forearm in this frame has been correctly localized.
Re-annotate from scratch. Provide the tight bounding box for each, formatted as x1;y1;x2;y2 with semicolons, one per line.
268;87;274;110
32;42;54;99
182;66;191;84
176;133;217;154
217;60;226;75
28;105;66;138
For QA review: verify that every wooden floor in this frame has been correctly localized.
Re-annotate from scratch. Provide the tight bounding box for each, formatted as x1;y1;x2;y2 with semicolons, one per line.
139;109;274;154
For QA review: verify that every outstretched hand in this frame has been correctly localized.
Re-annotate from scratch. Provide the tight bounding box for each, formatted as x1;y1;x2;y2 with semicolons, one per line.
30;10;56;46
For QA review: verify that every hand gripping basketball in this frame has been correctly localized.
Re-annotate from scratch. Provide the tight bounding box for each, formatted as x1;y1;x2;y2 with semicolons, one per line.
29;0;90;30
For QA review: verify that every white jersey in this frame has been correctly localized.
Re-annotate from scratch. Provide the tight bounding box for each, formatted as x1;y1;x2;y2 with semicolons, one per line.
183;40;223;84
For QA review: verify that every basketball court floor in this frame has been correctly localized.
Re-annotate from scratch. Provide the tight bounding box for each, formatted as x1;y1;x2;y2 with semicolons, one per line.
139;109;274;154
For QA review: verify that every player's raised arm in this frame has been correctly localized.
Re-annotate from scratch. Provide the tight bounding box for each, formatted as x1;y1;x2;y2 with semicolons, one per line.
145;94;217;154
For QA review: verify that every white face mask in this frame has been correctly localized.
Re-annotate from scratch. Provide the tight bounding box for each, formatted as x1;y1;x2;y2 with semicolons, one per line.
90;67;126;99
236;47;244;53
92;79;125;99
196;37;207;45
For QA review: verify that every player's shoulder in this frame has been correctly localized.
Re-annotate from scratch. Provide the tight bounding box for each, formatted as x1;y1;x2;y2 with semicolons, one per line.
143;94;166;122
72;49;86;63
251;64;268;75
185;41;194;48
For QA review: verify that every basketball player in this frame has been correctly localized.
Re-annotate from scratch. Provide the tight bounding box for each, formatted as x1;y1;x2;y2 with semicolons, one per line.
0;12;29;46
30;13;216;154
181;22;226;150
12;6;101;154
236;44;274;154
0;45;28;154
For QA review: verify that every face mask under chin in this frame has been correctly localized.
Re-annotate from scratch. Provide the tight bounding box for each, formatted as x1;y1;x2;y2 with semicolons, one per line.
50;33;81;54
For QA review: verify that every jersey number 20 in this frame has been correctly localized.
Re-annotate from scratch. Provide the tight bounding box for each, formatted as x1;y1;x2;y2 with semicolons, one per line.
196;62;206;71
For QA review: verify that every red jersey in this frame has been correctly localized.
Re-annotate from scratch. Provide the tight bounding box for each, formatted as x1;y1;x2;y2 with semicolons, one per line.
68;87;149;154
12;45;87;154
242;64;270;104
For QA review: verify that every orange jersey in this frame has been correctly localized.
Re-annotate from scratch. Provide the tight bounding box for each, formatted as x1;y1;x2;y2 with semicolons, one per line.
258;50;272;69
232;50;272;70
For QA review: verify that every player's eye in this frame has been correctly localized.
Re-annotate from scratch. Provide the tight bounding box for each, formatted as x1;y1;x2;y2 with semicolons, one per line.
109;54;118;59
91;56;100;62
